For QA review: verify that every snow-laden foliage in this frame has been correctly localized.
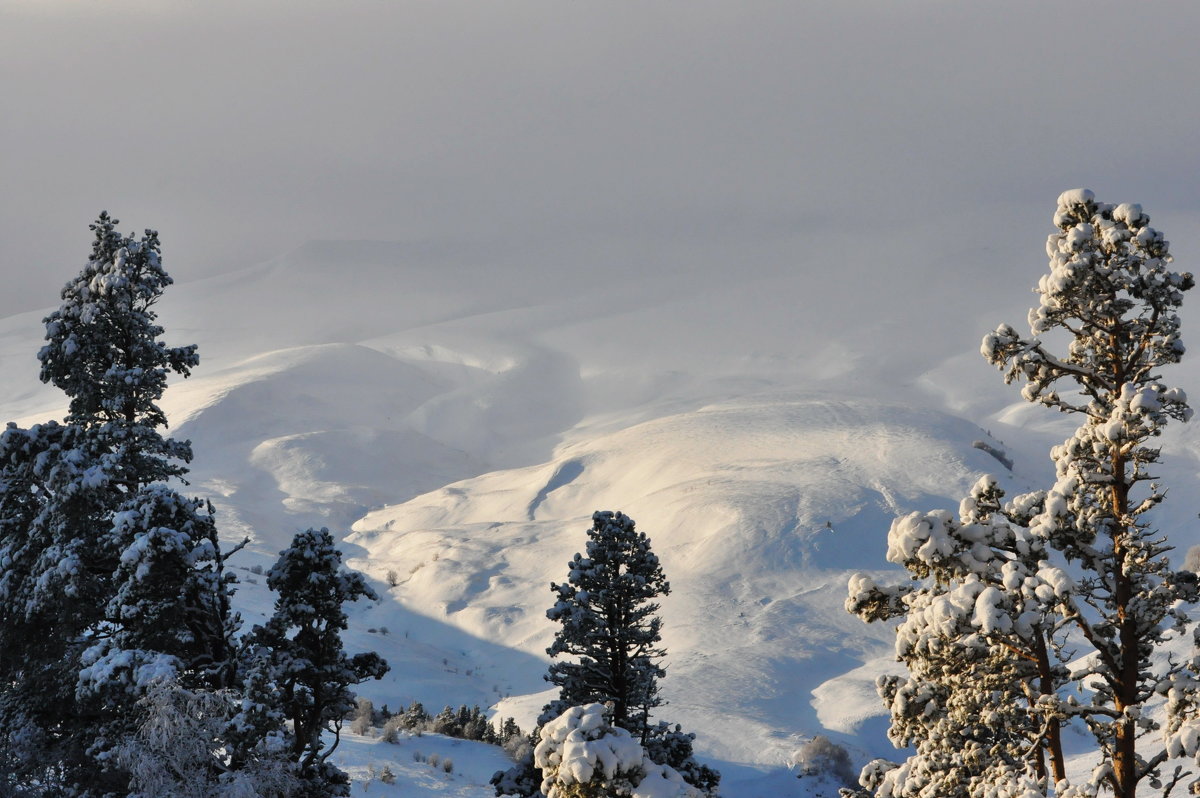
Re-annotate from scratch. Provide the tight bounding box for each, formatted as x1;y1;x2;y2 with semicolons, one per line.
532;703;701;798
642;723;721;797
846;477;1065;797
849;191;1200;798
117;678;299;798
244;527;388;797
0;215;238;796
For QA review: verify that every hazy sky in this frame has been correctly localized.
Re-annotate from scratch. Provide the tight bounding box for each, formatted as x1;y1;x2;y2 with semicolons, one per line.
2;1;1198;319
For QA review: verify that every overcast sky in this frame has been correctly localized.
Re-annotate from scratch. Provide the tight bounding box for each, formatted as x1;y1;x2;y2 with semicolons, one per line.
2;0;1198;321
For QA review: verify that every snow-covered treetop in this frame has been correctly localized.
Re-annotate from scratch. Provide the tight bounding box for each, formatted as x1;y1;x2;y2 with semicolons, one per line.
982;189;1193;418
265;527;379;629
548;510;670;633
39;212;199;429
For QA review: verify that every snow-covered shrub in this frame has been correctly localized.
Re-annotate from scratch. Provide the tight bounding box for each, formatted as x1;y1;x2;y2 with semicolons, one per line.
443;757;454;774
535;704;701;798
118;679;300;798
429;753;441;769
351;697;375;736
503;732;534;763
381;715;405;743
643;723;720;796
492;752;539;797
792;735;856;786
365;763;397;787
1185;544;1200;574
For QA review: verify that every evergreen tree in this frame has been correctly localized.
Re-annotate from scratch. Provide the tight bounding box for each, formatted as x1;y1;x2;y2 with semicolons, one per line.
527;510;718;796
848;190;1200;797
544;510;670;738
432;705;462;736
0;213;237;796
402;700;430;729
247;527;388;797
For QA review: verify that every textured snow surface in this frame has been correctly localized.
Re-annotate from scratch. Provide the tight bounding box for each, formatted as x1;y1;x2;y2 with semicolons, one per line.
3;238;1200;796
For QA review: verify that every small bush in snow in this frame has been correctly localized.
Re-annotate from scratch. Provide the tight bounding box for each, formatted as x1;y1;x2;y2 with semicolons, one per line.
380;765;397;785
792;735;856;786
428;753;441;769
442;757;454;774
1185;544;1200;573
381;715;404;743
503;733;533;763
351;697;375;736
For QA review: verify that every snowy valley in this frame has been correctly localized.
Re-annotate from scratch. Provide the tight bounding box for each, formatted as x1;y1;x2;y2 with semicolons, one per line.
5;216;1200;795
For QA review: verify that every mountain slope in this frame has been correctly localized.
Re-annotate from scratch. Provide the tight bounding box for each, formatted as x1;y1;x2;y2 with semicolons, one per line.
345;391;1023;767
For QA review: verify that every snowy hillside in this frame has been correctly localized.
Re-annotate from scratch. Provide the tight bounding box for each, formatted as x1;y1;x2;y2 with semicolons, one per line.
9;230;1200;796
346;391;1015;764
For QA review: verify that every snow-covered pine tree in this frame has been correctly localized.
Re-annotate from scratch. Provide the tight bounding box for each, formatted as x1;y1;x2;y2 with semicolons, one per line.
0;213;238;796
847;190;1200;798
492;511;719;798
432;705;462;736
544;510;670;738
246;527;388;797
544;511;719;795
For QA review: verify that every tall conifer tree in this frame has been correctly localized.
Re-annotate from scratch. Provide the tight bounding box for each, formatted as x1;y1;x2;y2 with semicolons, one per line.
544;510;669;738
540;511;719;796
0;213;237;795
848;191;1200;797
